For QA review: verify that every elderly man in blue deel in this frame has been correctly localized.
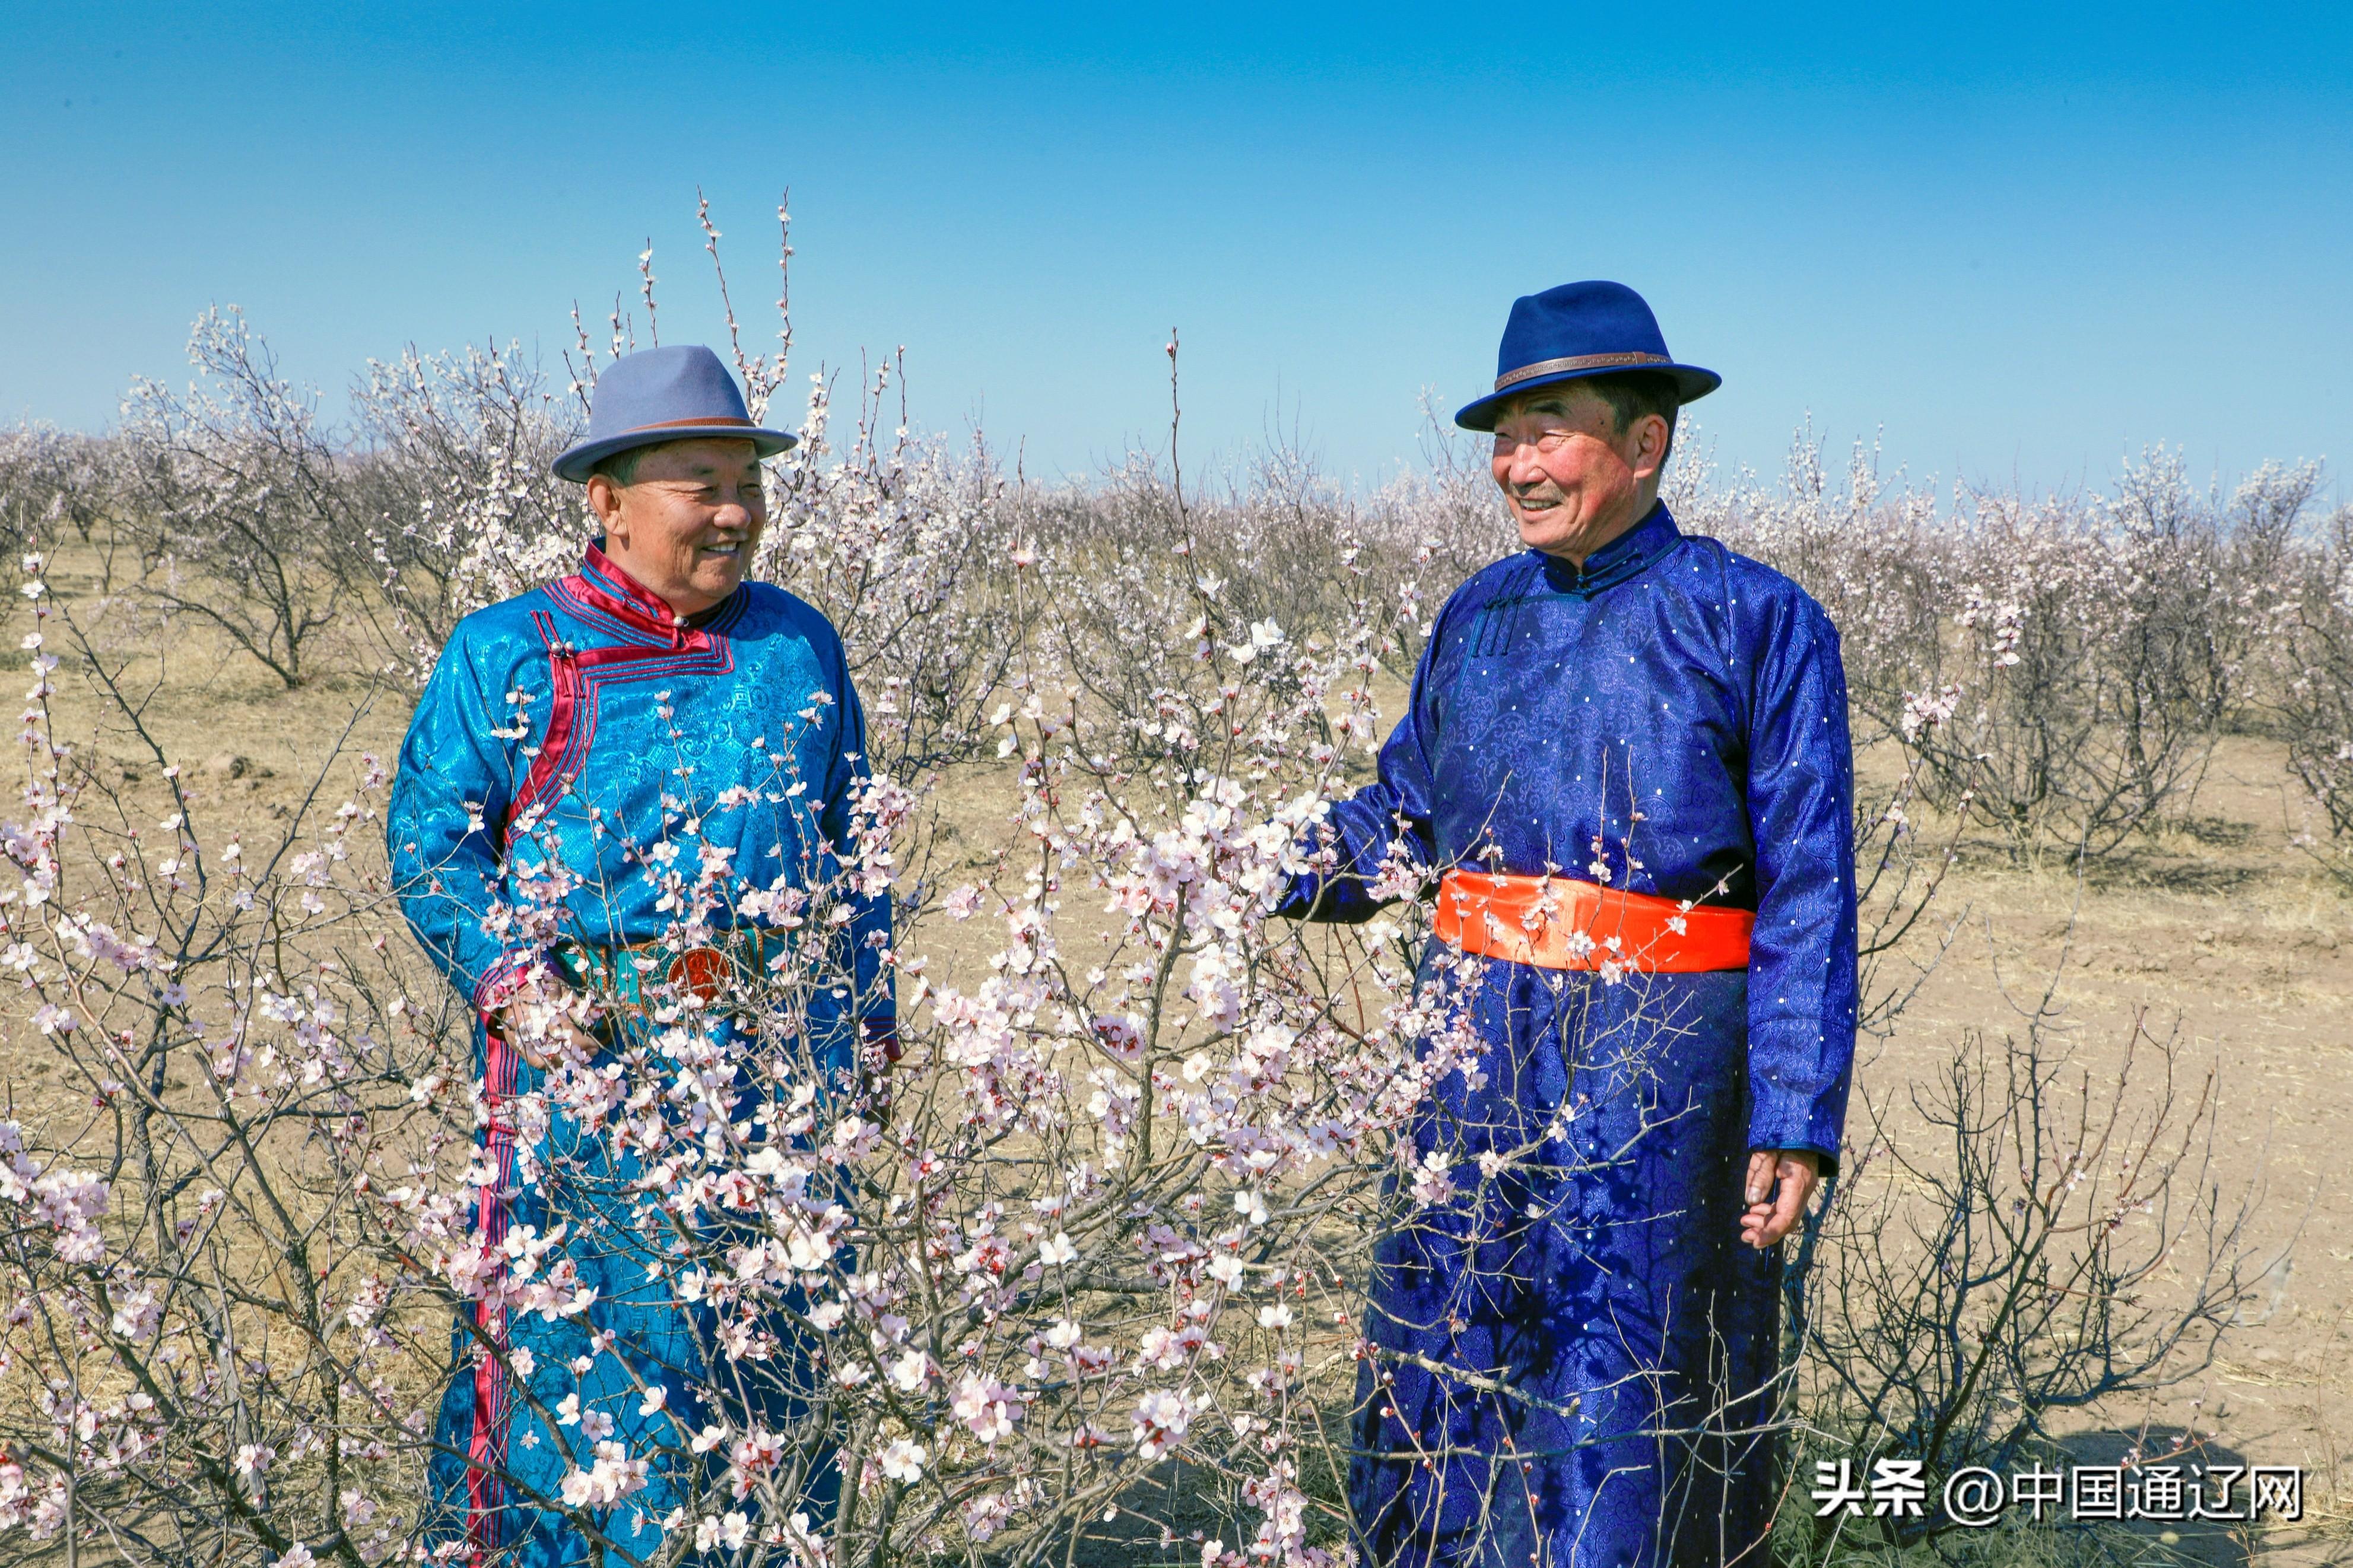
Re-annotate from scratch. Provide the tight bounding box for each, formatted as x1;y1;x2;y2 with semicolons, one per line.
389;345;891;1565
1285;282;1857;1567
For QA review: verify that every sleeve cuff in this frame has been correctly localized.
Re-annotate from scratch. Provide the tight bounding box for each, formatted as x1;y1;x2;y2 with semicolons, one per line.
1276;869;1395;925
1745;1087;1847;1180
1272;870;1318;920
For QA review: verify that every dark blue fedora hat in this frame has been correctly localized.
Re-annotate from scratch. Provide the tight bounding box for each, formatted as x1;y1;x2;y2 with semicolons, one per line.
552;344;796;482
1453;281;1719;432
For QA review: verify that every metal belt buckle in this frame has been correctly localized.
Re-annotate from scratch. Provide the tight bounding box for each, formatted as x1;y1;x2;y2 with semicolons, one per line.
666;945;731;1006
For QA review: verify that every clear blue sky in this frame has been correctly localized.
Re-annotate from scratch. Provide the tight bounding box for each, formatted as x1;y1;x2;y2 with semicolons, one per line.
4;1;2347;499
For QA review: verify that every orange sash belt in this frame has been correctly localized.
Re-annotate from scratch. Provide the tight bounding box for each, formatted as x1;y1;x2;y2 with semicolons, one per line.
1433;870;1753;972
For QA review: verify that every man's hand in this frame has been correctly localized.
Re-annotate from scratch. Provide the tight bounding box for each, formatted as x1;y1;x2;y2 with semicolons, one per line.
1739;1149;1822;1250
860;1017;903;1122
494;977;602;1070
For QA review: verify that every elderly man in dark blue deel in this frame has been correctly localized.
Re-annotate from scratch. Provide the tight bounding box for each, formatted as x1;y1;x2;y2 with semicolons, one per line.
1285;282;1856;1567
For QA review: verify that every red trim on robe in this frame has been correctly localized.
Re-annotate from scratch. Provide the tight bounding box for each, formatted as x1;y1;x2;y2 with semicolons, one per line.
465;1024;520;1560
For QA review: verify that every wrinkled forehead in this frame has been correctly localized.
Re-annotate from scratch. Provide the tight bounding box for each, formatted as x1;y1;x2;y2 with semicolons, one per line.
628;435;766;479
1491;383;1607;429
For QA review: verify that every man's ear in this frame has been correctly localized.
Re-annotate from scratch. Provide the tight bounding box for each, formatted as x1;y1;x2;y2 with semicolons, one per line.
586;473;624;535
1630;413;1671;482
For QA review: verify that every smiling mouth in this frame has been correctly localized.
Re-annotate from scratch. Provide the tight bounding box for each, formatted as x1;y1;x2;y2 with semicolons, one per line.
699;542;744;558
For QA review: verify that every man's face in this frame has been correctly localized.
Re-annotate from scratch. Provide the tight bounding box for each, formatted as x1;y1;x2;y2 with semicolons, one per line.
586;437;767;616
1488;384;1663;565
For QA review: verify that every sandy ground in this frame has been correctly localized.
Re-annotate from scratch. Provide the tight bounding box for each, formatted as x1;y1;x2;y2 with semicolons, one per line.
1875;740;2353;1564
5;567;2351;1563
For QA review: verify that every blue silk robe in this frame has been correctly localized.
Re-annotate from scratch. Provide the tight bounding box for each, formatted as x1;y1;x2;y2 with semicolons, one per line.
388;545;891;1566
1282;504;1857;1567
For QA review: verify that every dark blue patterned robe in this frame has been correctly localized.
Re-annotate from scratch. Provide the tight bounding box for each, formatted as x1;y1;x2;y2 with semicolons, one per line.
1281;502;1857;1567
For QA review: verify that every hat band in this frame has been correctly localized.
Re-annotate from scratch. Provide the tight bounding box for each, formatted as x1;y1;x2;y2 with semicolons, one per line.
611;415;758;434
1494;351;1671;392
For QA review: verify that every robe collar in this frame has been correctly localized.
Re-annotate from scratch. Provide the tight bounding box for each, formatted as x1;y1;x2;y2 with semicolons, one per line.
1537;500;1680;599
574;539;741;644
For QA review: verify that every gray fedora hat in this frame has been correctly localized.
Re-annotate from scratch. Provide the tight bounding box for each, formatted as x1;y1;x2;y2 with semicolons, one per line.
552;344;796;482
